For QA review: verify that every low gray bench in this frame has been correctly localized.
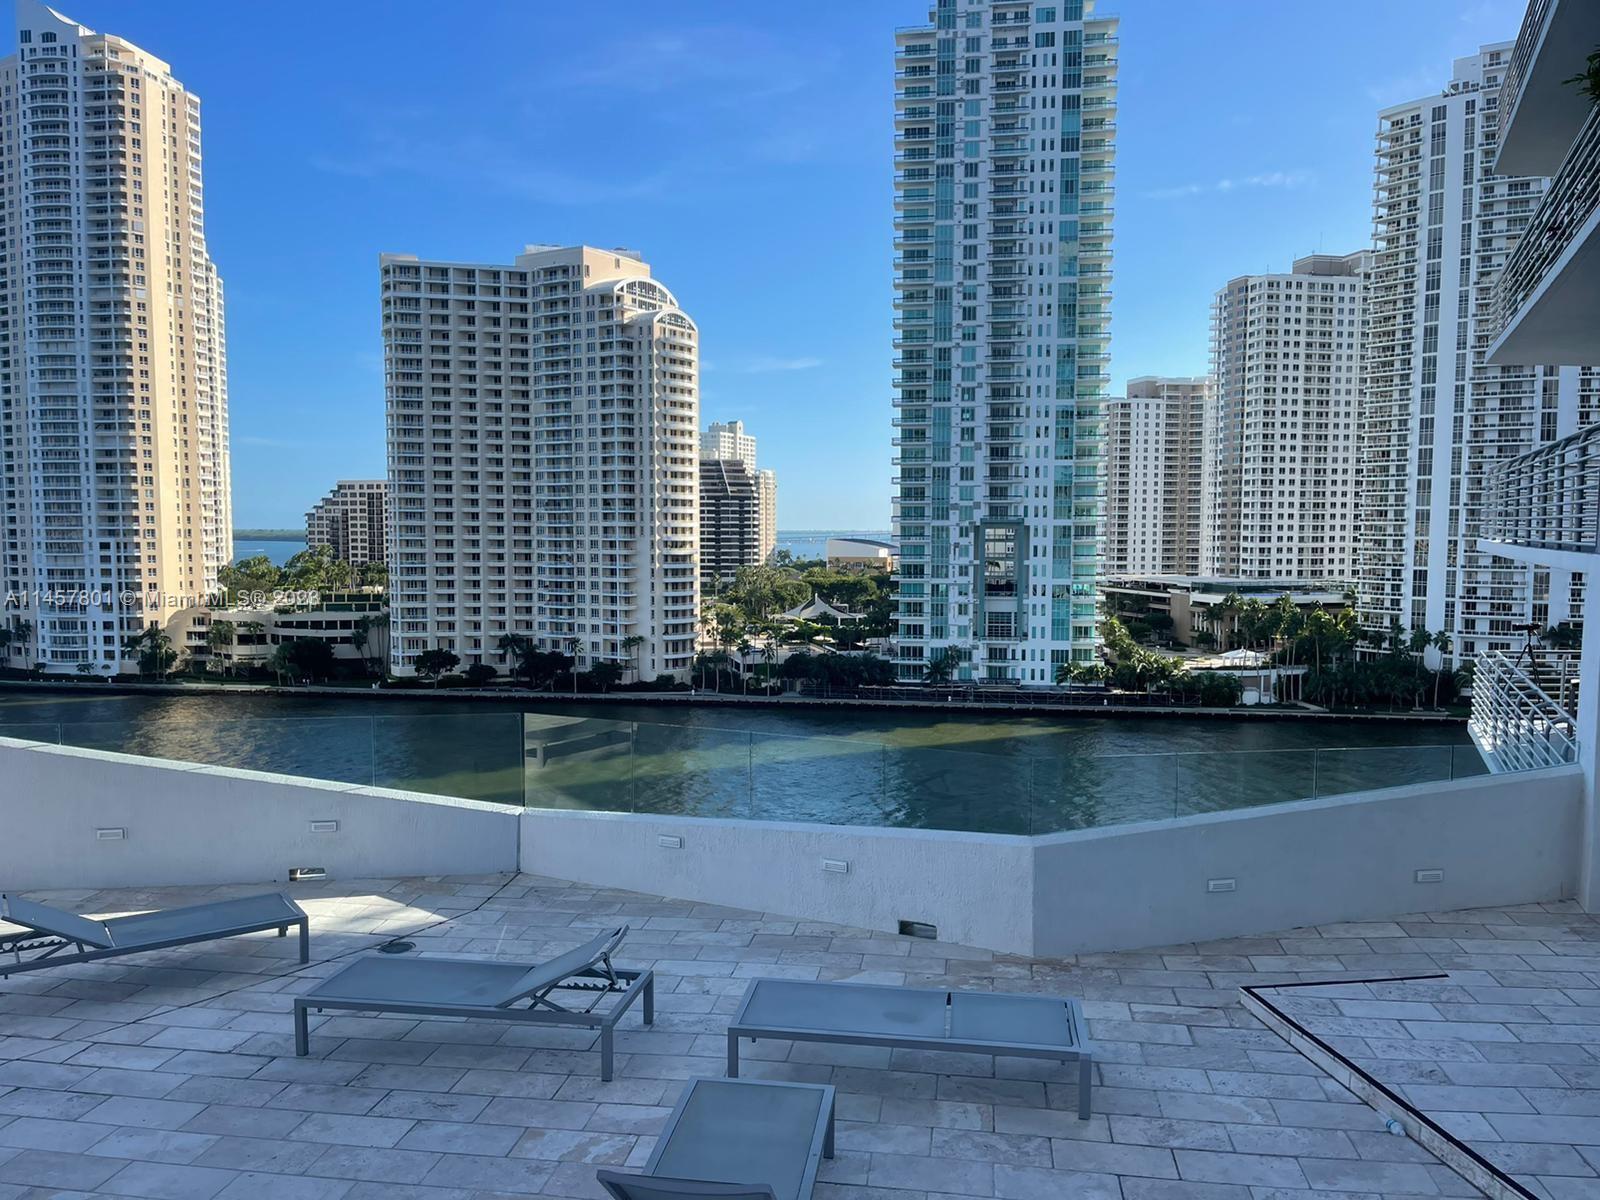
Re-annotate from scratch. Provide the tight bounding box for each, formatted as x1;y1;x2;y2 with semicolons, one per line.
294;926;652;1080
728;978;1093;1118
1;891;308;977
597;1077;834;1200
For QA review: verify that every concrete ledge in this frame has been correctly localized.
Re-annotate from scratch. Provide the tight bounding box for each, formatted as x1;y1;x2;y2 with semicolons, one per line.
1030;766;1584;955
0;736;518;890
519;808;1036;954
523;767;1584;957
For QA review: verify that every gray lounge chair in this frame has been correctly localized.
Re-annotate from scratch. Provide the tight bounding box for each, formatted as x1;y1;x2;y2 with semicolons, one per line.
596;1077;834;1200
0;891;309;978
728;978;1095;1118
294;925;653;1080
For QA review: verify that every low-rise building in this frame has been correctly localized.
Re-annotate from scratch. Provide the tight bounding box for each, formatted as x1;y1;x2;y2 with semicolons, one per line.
168;591;388;674
826;537;897;574
1102;574;1350;650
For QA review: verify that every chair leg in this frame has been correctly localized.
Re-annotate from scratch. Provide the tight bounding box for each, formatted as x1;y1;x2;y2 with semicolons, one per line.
294;1003;309;1057
1077;1054;1092;1120
643;974;654;1026
600;1024;614;1083
298;921;309;964
727;1030;740;1078
825;1098;836;1158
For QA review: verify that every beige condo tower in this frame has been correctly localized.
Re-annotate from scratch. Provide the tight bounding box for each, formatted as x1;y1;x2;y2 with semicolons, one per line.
0;0;229;674
380;245;699;682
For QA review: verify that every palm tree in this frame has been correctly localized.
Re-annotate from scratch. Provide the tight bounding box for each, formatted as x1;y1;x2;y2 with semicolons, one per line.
698;648;732;692
1212;591;1244;652
923;648;956;685
1236;599;1269;651
566;638;585;694
351;617;373;675
6;618;34;664
122;627;175;681
205;619;237;676
1404;624;1430;707
1431;629;1453;708
736;638;754;694
1271;594;1299;664
1303;608;1334;674
621;634;645;684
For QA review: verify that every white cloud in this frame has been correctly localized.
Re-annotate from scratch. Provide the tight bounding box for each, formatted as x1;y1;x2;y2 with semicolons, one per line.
312;136;674;206
735;356;823;373
1144;170;1314;200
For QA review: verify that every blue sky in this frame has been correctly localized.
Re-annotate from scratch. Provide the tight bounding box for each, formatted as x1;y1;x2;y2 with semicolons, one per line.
40;1;1526;530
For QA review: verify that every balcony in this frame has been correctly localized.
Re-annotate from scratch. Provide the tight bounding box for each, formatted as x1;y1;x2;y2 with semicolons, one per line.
1495;0;1600;177
1487;105;1600;366
1469;648;1580;771
1480;421;1600;558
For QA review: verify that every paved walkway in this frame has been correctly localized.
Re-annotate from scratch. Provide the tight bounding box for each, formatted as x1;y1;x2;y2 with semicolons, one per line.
0;873;1529;1200
1253;905;1600;1200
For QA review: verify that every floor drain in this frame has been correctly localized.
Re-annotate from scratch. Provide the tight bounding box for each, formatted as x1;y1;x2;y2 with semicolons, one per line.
378;940;415;954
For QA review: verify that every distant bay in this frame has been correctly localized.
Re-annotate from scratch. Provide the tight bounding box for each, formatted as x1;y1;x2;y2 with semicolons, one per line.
231;530;893;567
233;536;307;565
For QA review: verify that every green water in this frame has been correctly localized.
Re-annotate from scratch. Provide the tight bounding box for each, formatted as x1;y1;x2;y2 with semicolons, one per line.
0;690;1480;834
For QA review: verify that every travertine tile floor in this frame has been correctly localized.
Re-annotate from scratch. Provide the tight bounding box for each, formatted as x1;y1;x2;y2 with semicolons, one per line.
1256;906;1600;1200
1;873;1584;1200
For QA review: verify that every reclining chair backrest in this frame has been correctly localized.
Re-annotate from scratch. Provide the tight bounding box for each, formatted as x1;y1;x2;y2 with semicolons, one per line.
595;1171;778;1200
0;893;115;949
494;925;628;1008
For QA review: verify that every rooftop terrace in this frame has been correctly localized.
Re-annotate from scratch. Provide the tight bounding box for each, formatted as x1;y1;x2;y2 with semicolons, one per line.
4;872;1598;1200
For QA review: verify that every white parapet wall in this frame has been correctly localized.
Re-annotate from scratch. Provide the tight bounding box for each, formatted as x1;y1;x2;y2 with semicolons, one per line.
0;736;518;890
1030;765;1585;956
523;765;1585;957
519;809;1038;954
4;733;1582;957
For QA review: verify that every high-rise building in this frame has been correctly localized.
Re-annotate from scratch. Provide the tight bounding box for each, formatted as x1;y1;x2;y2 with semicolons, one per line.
890;1;1118;685
305;481;388;567
1204;252;1370;582
1359;45;1598;661
700;420;757;465
699;419;777;564
380;245;699;680
698;458;761;591
1105;376;1207;575
756;468;778;563
0;0;229;674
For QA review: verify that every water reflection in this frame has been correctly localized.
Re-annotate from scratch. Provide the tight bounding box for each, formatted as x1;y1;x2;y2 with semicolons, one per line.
0;692;1484;833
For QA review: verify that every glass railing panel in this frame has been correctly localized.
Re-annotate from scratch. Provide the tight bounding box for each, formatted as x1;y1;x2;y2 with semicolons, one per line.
0;722;61;743
1174;749;1316;817
522;714;637;812
882;742;1032;834
1451;743;1490;780
749;731;893;827
374;713;523;805
620;720;754;819
1310;744;1457;799
1028;750;1180;833
59;717;375;785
